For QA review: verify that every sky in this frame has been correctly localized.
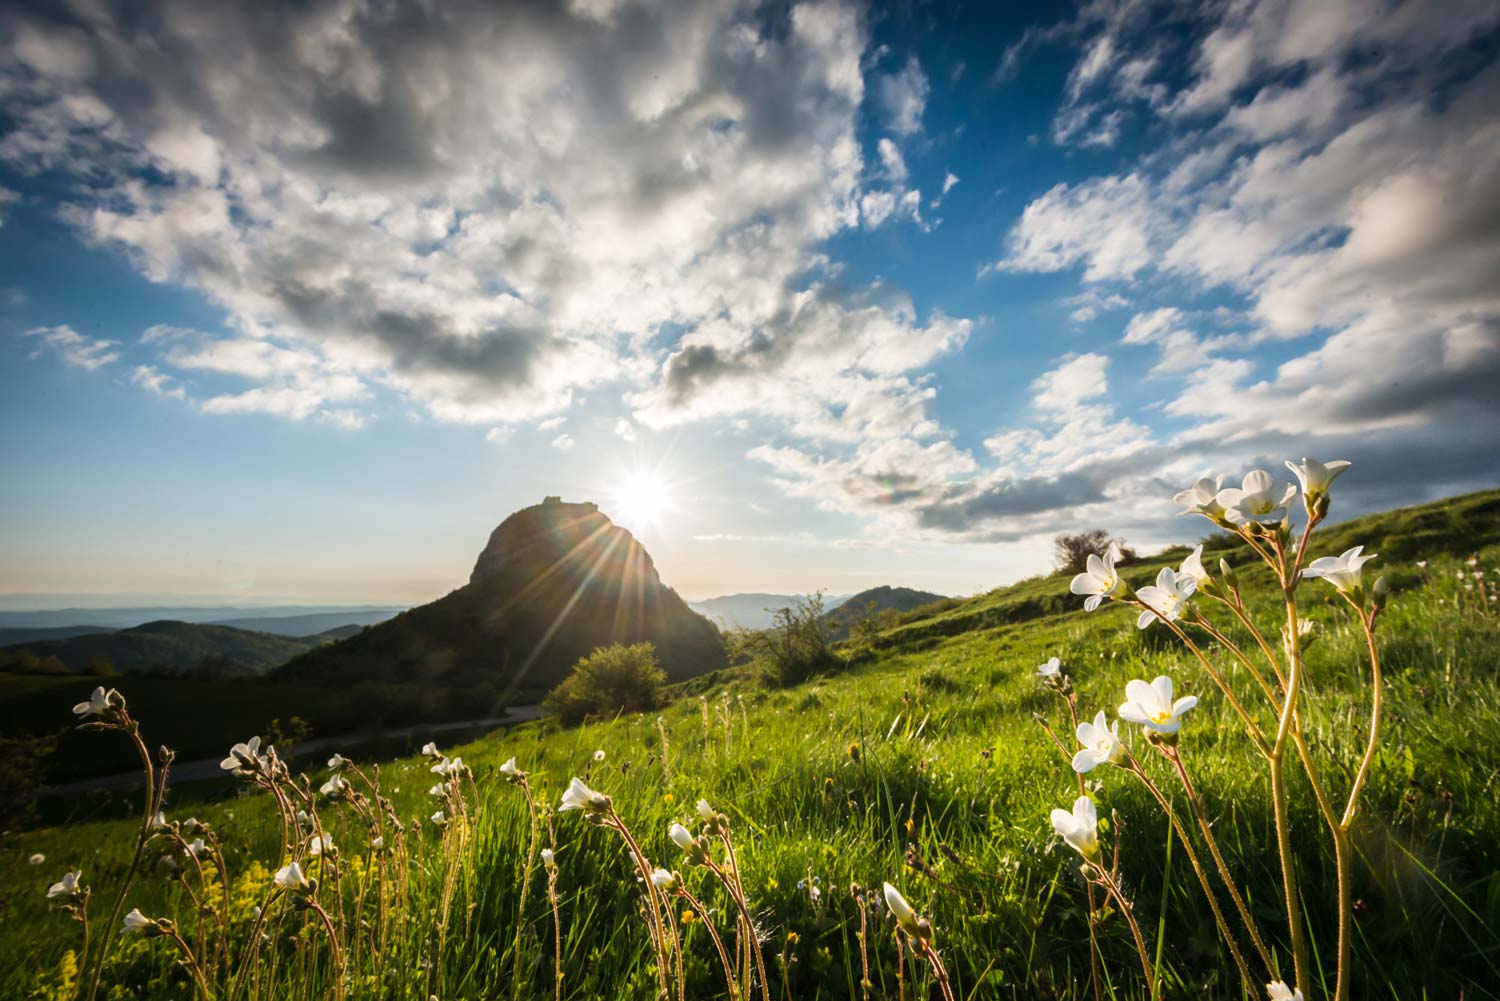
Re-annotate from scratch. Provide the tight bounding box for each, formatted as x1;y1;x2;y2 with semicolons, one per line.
1;0;1498;607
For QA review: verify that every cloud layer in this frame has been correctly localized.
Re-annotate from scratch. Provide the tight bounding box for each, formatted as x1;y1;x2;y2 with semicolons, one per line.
4;0;1498;562
2;0;954;437
759;0;1500;544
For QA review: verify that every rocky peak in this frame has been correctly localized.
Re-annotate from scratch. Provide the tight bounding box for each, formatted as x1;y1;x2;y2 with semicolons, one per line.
469;496;660;587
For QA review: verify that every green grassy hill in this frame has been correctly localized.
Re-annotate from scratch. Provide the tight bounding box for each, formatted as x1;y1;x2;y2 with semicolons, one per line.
823;584;948;640
0;620;327;677
4;489;1499;1000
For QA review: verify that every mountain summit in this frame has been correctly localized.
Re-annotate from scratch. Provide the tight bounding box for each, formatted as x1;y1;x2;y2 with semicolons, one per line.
276;497;725;700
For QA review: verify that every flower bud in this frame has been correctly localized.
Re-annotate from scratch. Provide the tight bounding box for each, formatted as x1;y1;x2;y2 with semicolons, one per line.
1219;559;1239;590
1371;576;1388;612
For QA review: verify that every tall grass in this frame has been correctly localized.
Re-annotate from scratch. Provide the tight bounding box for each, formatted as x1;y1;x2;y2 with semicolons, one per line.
4;536;1500;999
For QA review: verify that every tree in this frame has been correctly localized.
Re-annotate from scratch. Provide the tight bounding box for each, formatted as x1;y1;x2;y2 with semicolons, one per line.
1053;529;1137;574
726;592;839;688
544;642;666;726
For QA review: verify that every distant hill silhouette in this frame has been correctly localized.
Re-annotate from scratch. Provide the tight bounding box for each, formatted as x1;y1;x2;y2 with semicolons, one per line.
0;620;328;677
0;625;117;646
688;592;852;631
824;585;948;640
274;497;726;701
0;604;403;631
206;610;399;636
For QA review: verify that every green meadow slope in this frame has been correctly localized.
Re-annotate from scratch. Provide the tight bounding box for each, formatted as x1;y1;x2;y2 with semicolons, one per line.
3;489;1499;1000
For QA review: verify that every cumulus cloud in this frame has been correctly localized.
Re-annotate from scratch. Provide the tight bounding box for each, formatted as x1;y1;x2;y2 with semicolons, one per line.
751;352;1161;543
0;0;958;445
972;0;1500;537
994;173;1160;281
759;0;1500;545
632;282;967;443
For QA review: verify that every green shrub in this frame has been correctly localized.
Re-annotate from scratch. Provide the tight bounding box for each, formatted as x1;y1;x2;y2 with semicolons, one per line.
727;592;840;687
543;642;666;725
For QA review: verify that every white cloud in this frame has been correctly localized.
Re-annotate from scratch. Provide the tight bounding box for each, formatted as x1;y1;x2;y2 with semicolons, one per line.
130;363;186;400
319;409;366;430
551;433;575;450
630;284;968;443
877;138;907;182
877;55;928;135
746;351;1160;543
973;0;1500;538
23;325;119;370
1;0;958;449
996;173;1161;281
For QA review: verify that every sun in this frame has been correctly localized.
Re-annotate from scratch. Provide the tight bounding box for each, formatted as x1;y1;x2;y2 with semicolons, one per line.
611;470;675;534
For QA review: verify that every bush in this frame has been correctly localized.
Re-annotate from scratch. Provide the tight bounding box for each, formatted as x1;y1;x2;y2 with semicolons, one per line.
544;642;666;726
727;592;840;688
1053;528;1137;574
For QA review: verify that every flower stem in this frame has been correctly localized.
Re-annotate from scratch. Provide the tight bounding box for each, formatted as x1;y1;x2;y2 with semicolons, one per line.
1089;865;1155;994
167;929;214;1001
907;937;957;1001
1275;588;1312;990
512;780;541;1001
607;811;674;1000
310;900;345;1001
1165;747;1274;973
710;855;771;1001
680;886;739;999
85;721;157;1001
1125;756;1256;993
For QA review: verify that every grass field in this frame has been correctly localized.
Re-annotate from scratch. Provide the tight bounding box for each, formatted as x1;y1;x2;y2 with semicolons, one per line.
3;489;1499;1000
0;673;538;788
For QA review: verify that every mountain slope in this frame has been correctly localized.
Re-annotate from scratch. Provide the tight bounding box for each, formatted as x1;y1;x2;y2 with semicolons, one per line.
0;620;322;677
855;487;1500;654
275;497;726;699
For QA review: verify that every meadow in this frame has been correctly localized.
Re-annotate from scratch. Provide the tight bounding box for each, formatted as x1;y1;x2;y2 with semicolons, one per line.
3;487;1499;1001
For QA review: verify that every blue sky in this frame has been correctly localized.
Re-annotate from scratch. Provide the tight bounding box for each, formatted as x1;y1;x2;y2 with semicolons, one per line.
2;0;1498;605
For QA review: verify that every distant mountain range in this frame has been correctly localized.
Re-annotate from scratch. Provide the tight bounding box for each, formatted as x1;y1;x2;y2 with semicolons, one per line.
689;592;852;631
0;605;402;634
0;620;356;677
688;586;945;634
274;497;726;700
823;586;948;639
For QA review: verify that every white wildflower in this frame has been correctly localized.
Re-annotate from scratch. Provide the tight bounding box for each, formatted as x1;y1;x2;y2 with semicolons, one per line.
1118;676;1198;735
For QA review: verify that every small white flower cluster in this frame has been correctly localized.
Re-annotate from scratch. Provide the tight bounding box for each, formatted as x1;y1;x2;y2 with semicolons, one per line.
218;736;285;781
46;870;84;902
71;686;125;721
1069;458;1384;628
558;776;611;816
1049;674;1200;858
